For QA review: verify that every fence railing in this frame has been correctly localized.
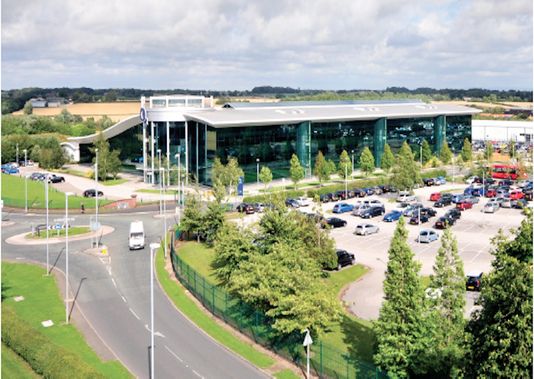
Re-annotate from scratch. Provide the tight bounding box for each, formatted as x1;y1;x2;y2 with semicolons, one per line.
170;235;387;379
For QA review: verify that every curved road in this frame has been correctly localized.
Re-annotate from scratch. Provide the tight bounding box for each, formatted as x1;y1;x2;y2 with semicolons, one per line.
2;211;268;379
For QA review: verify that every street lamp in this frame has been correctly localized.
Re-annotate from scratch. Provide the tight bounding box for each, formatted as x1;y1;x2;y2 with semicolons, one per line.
157;149;162;215
344;164;348;200
94;148;99;242
351;150;355;176
419;143;423;167
23;149;28;213
45;173;50;275
65;192;73;324
149;242;161;379
160;168;167;259
256;158;260;186
16;143;19;165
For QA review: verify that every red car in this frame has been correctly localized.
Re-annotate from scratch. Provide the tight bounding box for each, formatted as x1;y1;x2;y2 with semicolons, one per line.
485;188;496;198
456;201;473;211
429;192;441;201
509;190;525;200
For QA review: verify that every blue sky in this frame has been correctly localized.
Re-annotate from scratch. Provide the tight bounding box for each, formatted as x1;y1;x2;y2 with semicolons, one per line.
2;0;532;90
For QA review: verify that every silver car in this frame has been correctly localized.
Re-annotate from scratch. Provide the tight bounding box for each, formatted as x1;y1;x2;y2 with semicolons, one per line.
483;202;499;213
352;204;371;217
417;229;439;243
463;195;480;204
500;198;513;208
354;223;379;236
397;191;417;203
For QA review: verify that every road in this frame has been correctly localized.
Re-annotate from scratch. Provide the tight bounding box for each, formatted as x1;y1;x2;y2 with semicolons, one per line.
2;211;268;379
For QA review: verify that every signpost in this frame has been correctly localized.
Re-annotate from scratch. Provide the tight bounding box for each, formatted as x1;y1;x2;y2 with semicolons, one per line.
303;329;313;379
237;176;244;197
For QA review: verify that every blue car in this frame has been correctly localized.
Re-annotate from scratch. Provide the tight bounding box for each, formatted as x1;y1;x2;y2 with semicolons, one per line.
435;176;447;185
1;164;19;174
451;194;464;204
383;210;403;222
333;203;354;214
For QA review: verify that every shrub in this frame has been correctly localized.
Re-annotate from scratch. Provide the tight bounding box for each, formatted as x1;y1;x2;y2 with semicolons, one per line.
243;189;304;203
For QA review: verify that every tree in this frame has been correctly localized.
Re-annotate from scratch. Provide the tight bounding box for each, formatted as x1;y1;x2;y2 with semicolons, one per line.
466;211;532;377
200;202;226;246
374;217;429;378
313;151;331;184
461;138;472;162
391;142;421;191
440;141;453;164
484;143;494;162
508;139;517;159
211;157;244;199
380;143;395;172
180;196;204;242
358;147;375;176
259;165;273;192
90;131;121;180
421;139;433;164
23;101;33;115
427;228;466;377
289;154;305;190
338;150;352;180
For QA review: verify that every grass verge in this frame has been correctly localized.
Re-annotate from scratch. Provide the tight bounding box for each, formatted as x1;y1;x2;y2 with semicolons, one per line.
25;226;91;239
154;246;275;369
274;368;301;379
136;188;178;194
101;178;128;186
2;262;131;378
1;343;40;379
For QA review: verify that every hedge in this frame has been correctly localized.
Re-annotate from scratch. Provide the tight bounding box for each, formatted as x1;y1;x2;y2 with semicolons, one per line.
243;189;305;203
306;177;388;197
1;306;105;379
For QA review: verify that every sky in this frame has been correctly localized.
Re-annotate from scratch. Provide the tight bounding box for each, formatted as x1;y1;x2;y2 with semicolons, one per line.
1;0;533;91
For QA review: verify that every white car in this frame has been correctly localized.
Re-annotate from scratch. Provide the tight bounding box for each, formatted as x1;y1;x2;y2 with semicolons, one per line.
397;191;417;203
295;197;311;207
465;176;479;185
354;223;379;236
363;199;384;207
483;202;499;213
417;229;439;243
352;204;372;217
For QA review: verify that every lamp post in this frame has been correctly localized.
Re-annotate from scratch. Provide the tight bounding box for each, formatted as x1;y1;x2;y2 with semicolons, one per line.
160;168;167;259
303;329;313;379
65;192;73;324
149;242;161;379
419;143;423;167
23;149;28;213
94;148;99;242
256;158;260;186
45;173;50;275
16;143;19;165
351;150;355;177
344;164;348;200
175;153;181;219
157;149;162;215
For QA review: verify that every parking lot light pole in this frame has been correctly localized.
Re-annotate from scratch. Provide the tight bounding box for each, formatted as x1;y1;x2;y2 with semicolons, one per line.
175;153;181;222
23;149;28;213
95;148;99;241
345;164;348;199
149;242;161;379
351;150;355;176
157;149;162;215
65;192;73;324
160;168;167;259
419;143;423;167
256;158;260;186
45;173;50;275
16;143;19;165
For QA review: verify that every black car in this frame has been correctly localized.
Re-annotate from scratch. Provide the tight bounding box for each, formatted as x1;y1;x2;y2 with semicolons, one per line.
335;190;348;200
434;216;456;229
83;189;104;198
360;206;385;219
336;250;355;270
362;187;375;196
371;186;383;195
353;188;366;197
466;272;483;291
285;199;300;208
423;178;435;186
409;214;429;225
420;207;437;217
320;194;331;203
445;208;462;221
326;192;340;202
498;179;514;187
48;174;65;183
324;217;347;228
434;197;452;208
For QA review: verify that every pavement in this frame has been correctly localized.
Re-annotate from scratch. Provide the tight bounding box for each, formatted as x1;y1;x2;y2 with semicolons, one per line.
2;211;269;379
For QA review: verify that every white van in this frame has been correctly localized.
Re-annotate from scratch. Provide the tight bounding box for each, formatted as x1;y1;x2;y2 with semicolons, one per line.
129;221;145;250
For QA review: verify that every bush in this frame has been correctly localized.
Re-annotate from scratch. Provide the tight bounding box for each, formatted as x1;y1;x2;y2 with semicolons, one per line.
243;189;305;203
2;306;105;378
307;177;387;197
420;168;447;179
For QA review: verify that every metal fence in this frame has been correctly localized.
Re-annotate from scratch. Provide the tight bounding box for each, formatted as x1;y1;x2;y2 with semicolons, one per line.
170;237;388;379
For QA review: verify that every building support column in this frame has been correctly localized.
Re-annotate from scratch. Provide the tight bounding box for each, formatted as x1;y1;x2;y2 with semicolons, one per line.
296;121;311;177
185;121;189;185
373;118;387;167
150;121;155;185
166;121;170;187
434;115;446;155
142;122;147;183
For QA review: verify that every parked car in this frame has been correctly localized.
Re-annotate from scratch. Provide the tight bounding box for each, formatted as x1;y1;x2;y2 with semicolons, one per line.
423;178;435;186
397;191;416;203
485;188;497;198
252;203;265;212
383;210;403;222
363;199;384;207
500;198;513;208
371;186;383;195
417;229;439;243
354;223;379;236
335;190;348;200
512;199;528;209
463;195;479;204
483;202;499;213
420;207;437;217
409;214;430;225
498;179;514;187
30;172;45;180
509;190;525;200
285;198;300;208
295;197;311;207
48;174;65;183
451;194;464;204
434;216;455;229
487;198;504;207
333;203;354;214
360;206;385;219
328;192;340;201
445;208;462;221
236;203;255;214
324;217;347;228
465;176;482;185
429;192;441;201
362;187;375;196
83;189;104;198
1;164;20;174
336;250;355;270
320;194;331;203
353;188;367;197
466;271;483;291
352;204;371;217
434;195;453;208
434;176;447;185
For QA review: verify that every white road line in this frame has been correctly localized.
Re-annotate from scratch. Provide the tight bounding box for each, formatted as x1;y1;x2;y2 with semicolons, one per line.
121;295;127;303
111;278;117;287
15;257;25;260
164;345;184;363
107;266;112;275
192;369;204;378
129;308;140;320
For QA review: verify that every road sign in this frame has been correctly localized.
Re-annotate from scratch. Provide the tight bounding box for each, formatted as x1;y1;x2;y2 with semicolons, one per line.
140;107;147;123
53;224;62;230
303;329;313;347
237;176;244;196
90;222;101;231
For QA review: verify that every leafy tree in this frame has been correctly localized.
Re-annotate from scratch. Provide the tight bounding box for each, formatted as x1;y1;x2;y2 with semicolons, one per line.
23;101;33;115
391;142;421;191
313;151;331;184
380;143;395;172
90;132;121;180
508;139;517;159
338;150;352;180
259;165;273;192
212;156;244;199
427;228;466;377
466;211;533;377
289;154;305;190
180;196;204;242
359;147;375;176
440;141;453;164
421;139;433;164
484;143;494;162
200;202;226;246
460;138;472;162
374;217;429;378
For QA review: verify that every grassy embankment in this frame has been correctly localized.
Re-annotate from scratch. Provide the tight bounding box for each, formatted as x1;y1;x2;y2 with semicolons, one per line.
1;173;111;209
25;226;91;239
1;342;40;379
2;262;131;378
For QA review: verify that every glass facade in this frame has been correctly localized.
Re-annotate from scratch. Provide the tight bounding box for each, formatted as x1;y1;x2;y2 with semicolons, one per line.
386;118;436;153
446;115;471;152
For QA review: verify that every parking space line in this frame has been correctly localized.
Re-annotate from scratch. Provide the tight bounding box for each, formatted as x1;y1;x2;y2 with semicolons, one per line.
128;308;140;320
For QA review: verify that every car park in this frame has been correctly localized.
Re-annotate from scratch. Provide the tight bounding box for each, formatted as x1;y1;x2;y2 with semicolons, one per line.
466;271;483;291
483;202;499;213
336;250;355;270
333;203;354;214
324;217;347;228
417;229;439;243
354;223;379;236
83;189;104;198
360;206;385;219
383;210;403;222
434;216;455;229
429;192;441;201
397;191;416;203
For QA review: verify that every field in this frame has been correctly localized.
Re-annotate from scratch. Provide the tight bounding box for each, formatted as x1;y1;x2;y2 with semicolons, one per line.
433;100;532;110
13;101;139;121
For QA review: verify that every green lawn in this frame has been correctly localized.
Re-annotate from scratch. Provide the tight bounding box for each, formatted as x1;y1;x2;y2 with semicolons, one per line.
2;262;131;378
1;173;111;209
54;168;88;178
154;245;274;369
136;188;178;194
178;242;217;284
324;264;368;295
273;368;301;379
1;343;40;379
26;226;91;239
101;178;128;186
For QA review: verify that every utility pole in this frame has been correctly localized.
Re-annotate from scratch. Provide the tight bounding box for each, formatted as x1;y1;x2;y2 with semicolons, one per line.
95;148;99;245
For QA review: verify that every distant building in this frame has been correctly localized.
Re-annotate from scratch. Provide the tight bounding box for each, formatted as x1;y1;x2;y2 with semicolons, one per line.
472;120;533;143
29;98;47;108
46;97;66;108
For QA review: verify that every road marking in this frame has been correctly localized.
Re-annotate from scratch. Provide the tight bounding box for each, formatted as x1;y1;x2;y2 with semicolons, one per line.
111;278;117;288
144;324;166;338
164;345;184;363
15;257;25;260
121;295;127;303
107;266;112;275
192;369;204;378
129;308;140;320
